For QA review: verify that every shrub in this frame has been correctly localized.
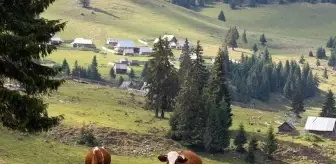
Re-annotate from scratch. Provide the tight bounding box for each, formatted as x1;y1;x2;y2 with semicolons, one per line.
299;133;324;142
77;124;98;147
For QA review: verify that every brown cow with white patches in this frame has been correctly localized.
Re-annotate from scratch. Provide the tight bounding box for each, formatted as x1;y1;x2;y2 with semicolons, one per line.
85;146;111;164
158;150;202;164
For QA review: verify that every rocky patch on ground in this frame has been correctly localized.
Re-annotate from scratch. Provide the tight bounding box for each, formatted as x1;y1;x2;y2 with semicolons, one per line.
45;125;182;157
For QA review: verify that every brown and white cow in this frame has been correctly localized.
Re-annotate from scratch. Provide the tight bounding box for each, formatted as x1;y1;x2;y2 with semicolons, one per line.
158;150;202;164
85;146;111;164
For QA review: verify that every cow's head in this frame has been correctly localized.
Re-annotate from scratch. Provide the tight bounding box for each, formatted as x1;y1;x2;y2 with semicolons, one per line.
158;151;188;164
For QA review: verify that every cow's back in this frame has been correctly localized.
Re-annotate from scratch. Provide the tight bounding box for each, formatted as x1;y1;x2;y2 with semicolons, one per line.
85;147;111;164
181;150;202;164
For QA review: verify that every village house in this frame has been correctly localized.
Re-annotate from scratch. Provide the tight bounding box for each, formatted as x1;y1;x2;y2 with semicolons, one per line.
106;38;119;47
129;60;139;66
304;116;336;137
49;36;63;45
153;35;178;49
278;121;296;133
114;40;135;55
71;38;96;49
119;58;128;64
113;63;128;74
176;40;193;50
135;46;153;56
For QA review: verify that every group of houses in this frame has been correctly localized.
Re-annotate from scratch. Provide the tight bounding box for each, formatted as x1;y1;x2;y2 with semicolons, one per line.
108;58;142;74
49;34;195;57
278;116;336;138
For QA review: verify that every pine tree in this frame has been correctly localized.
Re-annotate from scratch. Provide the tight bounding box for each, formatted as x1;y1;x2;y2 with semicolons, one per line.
249;0;257;7
204;99;231;153
72;60;80;77
230;0;237;9
141;62;149;81
264;125;278;159
88;55;101;80
260;34;267;45
327;36;334;48
316;59;321;66
170;66;206;147
204;47;232;153
316;47;326;59
242;29;248;44
328;48;336;67
323;67;328;79
178;38;191;86
0;0;66;132
263;48;271;61
291;88;305;118
250;136;258;151
61;59;70;76
109;67;116;79
118;76;124;86
209;47;232;109
320;90;336;117
245;137;257;163
234;123;247;153
147;37;179;118
192;41;209;92
299;55;305;64
252;44;258;53
128;68;135;79
225;27;239;50
79;0;90;8
218;10;226;22
308;51;314;57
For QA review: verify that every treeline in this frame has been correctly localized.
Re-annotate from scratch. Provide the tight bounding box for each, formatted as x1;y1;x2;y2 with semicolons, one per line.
229;53;319;102
146;37;279;161
170;0;336;9
58;55;102;81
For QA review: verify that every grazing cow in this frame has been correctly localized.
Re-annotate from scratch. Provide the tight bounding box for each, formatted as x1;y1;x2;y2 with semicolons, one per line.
158;150;202;164
85;146;111;164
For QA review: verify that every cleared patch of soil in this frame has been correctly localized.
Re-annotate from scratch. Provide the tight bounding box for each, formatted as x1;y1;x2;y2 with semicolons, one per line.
45;125;182;157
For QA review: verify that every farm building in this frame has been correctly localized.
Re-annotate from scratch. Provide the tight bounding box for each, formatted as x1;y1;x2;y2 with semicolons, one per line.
71;38;96;49
113;63;127;74
176;40;192;50
278;121;296;133
138;46;153;55
153;35;178;48
106;38;119;47
129;60;139;66
114;40;135;55
49;36;63;45
119;58;128;64
304;116;336;137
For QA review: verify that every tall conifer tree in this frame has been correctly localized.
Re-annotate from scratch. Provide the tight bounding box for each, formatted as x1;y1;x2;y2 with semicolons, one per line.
147;37;179;118
0;0;66;132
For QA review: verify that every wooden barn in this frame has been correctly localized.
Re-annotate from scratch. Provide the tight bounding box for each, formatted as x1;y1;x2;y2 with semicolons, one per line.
278;121;296;133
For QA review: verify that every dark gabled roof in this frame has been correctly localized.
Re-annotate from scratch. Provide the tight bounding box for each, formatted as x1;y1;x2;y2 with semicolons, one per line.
278;121;296;129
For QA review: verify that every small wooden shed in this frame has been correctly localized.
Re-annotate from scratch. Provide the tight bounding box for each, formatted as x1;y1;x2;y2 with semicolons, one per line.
278;121;296;133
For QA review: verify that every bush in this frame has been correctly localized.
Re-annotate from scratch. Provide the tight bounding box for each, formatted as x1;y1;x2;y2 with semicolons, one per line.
77;124;98;147
299;133;324;142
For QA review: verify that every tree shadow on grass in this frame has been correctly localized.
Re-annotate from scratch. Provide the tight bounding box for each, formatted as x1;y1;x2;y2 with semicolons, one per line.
85;7;120;19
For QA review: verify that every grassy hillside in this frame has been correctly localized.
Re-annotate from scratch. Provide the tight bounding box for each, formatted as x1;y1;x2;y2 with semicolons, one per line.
43;0;336;57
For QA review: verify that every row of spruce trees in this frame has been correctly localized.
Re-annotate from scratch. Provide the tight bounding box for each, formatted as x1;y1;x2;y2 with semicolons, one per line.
59;56;136;83
171;0;336;10
230;53;319;102
145;36;279;161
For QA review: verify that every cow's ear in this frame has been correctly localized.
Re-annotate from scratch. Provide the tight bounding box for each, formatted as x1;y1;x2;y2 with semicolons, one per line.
177;155;188;163
158;155;168;162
